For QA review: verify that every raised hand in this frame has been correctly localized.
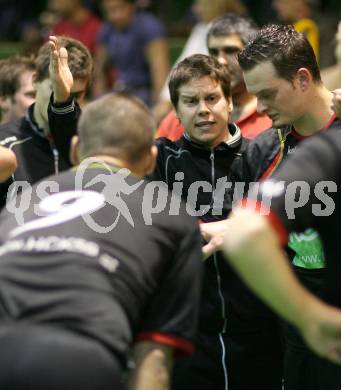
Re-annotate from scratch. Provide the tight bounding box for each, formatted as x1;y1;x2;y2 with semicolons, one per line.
49;36;73;103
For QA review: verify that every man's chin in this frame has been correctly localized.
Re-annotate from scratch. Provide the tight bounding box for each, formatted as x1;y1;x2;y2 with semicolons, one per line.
272;118;289;128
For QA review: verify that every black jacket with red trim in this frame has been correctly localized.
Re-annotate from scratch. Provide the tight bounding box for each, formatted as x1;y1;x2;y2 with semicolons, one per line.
230;126;287;186
230;115;341;186
227;116;341;331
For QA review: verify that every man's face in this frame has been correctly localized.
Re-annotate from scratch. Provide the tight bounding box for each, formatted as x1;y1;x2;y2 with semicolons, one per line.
48;0;79;16
243;61;305;128
35;77;87;127
207;34;244;92
195;0;226;23
273;0;303;23
102;0;135;30
9;70;36;121
176;76;232;148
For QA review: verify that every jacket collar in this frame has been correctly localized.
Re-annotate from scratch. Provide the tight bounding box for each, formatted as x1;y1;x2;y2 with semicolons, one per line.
25;104;47;139
182;123;242;151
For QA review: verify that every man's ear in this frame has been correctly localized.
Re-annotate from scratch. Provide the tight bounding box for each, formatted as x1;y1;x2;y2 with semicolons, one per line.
32;72;38;85
70;135;80;166
145;144;158;175
0;96;11;112
296;68;311;92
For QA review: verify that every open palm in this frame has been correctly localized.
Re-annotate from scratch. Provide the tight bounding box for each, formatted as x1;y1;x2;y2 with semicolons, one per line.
49;35;73;103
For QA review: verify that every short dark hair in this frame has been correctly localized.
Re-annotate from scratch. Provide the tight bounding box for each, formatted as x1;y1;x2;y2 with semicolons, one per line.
168;54;231;109
207;13;258;46
238;24;321;83
0;56;35;98
78;93;155;163
35;36;93;84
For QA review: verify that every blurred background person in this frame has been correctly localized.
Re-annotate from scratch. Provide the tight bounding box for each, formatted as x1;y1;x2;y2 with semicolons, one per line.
0;56;35;125
322;21;341;90
154;0;248;123
93;0;170;108
272;0;319;62
0;36;93;210
0;0;45;42
48;0;102;56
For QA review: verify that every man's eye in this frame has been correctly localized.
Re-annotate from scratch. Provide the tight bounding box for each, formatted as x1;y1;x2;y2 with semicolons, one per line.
208;48;218;57
223;47;241;55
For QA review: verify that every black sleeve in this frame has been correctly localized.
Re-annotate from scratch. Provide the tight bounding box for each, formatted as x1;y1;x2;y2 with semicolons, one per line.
254;130;341;238
48;94;81;165
135;224;203;356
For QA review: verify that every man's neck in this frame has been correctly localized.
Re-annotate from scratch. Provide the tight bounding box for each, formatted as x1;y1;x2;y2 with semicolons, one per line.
33;104;49;136
292;87;334;136
89;155;145;177
1;112;10;125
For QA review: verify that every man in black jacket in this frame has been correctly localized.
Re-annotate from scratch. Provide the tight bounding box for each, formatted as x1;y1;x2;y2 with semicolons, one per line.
152;53;247;389
202;24;341;390
0;35;93;210
153;56;243;390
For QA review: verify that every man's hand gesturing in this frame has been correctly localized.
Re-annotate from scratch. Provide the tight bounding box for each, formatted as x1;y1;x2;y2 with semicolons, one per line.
49;35;73;103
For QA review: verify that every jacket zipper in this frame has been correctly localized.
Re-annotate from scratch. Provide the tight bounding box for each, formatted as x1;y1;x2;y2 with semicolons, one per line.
51;145;59;174
47;133;59;175
210;150;227;333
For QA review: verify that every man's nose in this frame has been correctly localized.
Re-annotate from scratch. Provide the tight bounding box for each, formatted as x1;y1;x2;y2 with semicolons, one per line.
198;99;210;114
217;52;228;66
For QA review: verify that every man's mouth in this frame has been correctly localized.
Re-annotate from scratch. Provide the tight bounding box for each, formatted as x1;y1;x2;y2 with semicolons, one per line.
195;121;215;130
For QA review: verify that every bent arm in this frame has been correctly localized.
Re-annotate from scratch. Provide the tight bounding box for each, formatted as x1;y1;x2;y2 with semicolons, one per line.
224;208;341;364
